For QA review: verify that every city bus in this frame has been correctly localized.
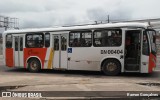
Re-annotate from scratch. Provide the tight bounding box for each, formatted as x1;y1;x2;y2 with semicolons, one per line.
2;22;157;75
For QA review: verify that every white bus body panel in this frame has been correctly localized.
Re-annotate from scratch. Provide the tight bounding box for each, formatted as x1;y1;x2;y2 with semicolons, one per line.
68;47;100;71
140;55;149;73
68;47;124;71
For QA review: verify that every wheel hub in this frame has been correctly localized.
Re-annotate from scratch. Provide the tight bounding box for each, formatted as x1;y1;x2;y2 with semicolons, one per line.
31;61;37;70
106;62;117;72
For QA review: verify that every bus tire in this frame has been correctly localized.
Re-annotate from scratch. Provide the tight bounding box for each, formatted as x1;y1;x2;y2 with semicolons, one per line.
102;59;121;76
28;58;41;73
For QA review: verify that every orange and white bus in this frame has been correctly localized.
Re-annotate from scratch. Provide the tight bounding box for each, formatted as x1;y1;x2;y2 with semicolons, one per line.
2;22;157;75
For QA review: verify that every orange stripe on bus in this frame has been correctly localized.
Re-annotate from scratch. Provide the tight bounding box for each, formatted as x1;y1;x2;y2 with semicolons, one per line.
48;48;54;69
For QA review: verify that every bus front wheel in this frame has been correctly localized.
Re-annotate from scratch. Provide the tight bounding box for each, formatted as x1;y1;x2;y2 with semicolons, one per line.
102;59;121;76
28;59;41;73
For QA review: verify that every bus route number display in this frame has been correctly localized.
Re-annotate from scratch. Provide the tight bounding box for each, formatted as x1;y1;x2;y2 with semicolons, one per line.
101;50;123;54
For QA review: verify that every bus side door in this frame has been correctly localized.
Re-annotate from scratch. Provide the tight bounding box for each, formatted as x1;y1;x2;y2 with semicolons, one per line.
13;35;24;67
52;33;68;69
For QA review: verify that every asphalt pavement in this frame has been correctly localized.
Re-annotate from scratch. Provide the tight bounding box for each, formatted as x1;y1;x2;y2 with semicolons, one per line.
0;58;160;99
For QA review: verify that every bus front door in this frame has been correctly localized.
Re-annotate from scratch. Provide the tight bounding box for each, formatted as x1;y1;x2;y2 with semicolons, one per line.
52;34;68;69
124;30;141;72
13;35;24;67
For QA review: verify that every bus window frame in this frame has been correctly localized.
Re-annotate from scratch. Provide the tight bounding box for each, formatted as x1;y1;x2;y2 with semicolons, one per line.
69;30;92;47
93;29;122;47
25;32;44;48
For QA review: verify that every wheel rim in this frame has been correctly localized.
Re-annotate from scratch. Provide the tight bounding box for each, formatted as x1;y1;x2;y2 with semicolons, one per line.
30;61;38;70
106;62;117;72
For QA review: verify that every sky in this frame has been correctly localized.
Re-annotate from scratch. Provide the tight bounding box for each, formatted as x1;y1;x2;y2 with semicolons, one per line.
0;0;160;29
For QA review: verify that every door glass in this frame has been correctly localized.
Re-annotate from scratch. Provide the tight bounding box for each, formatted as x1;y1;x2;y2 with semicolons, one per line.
142;33;149;55
148;31;156;53
20;37;23;51
61;35;67;51
54;36;59;51
15;37;19;51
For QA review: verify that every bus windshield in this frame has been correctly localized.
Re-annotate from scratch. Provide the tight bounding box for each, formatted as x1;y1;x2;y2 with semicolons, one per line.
146;30;156;55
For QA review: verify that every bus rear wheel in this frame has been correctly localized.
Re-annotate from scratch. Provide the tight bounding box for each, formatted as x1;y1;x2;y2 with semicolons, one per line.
28;59;41;73
102;59;121;76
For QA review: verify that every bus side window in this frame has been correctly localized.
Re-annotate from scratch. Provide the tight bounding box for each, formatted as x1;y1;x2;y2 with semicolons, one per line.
69;31;92;47
69;32;80;47
93;29;122;47
45;33;50;48
26;33;44;48
111;31;122;46
6;34;12;48
81;32;92;47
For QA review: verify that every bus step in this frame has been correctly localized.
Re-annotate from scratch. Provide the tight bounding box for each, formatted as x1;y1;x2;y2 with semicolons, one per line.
125;64;139;71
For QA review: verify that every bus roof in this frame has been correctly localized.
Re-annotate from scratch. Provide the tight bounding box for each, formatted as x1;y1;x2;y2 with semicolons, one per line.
4;22;150;34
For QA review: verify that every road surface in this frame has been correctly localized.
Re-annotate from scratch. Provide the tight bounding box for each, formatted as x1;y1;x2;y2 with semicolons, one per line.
0;58;160;99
